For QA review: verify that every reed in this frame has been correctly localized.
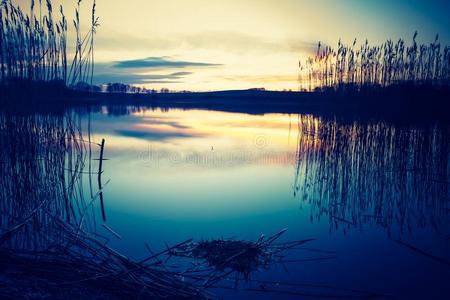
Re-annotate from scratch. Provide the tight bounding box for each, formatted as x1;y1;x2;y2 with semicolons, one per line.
0;216;209;299
299;32;450;91
167;229;318;281
0;110;92;250
0;0;98;89
0;108;389;298
292;115;450;234
0;109;213;298
0;113;334;299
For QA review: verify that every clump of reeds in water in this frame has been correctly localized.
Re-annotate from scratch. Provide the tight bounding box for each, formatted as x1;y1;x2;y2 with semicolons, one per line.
167;229;328;283
165;230;385;298
0;0;99;90
191;239;265;277
299;32;450;91
1;221;380;299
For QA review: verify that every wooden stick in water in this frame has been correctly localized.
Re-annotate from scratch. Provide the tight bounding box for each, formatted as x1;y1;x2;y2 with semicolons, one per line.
97;138;106;222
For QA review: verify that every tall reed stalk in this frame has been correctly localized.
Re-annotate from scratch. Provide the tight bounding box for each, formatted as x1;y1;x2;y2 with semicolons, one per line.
0;0;99;88
299;33;450;91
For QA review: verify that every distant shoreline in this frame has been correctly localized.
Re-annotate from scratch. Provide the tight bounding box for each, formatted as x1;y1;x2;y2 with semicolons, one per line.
1;84;450;122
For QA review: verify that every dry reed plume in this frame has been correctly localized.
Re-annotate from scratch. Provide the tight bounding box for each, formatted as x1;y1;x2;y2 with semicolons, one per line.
0;0;99;88
299;33;450;91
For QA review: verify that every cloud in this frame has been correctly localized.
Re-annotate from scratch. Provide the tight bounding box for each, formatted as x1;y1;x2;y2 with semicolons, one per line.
113;57;222;69
94;30;318;55
142;118;190;129
170;72;193;77
93;57;221;85
93;67;193;84
115;129;199;141
221;74;299;83
287;39;320;53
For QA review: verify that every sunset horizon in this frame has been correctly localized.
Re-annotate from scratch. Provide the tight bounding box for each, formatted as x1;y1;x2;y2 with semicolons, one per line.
2;1;450;299
11;0;450;91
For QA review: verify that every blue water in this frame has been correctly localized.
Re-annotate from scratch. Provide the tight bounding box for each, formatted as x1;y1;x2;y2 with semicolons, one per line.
80;107;450;299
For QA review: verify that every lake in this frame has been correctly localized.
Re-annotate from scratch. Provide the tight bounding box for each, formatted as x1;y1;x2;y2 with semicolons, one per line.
1;105;449;299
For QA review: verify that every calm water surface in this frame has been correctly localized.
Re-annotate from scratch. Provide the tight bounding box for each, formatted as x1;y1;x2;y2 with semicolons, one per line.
85;107;450;299
2;106;450;299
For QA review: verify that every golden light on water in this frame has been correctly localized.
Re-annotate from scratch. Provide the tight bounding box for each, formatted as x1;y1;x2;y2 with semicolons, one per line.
91;109;328;169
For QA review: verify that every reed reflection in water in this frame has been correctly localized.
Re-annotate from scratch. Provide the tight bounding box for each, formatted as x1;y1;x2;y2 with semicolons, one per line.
293;115;450;235
1;106;449;298
0;111;99;250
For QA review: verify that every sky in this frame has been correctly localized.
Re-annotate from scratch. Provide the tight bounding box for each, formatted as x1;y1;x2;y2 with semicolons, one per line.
14;0;450;91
